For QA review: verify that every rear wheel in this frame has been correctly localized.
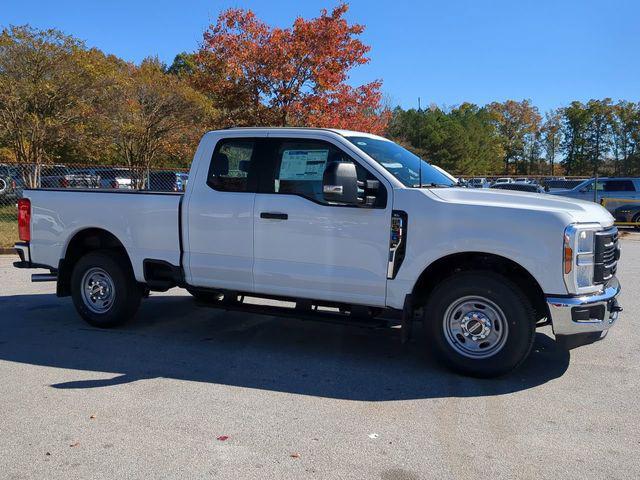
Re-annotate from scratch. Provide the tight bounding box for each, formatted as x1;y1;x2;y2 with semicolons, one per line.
423;271;536;377
633;213;640;230
71;251;142;328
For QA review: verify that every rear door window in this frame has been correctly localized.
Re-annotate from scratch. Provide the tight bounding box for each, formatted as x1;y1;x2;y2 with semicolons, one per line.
604;180;635;192
208;139;258;192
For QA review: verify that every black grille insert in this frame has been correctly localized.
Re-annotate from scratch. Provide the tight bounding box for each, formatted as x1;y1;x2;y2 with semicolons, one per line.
594;227;619;284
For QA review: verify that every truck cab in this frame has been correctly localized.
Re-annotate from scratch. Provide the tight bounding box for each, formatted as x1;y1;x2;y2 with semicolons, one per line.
14;128;623;377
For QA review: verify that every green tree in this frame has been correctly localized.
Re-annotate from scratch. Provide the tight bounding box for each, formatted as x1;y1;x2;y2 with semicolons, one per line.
610;100;640;175
167;52;197;77
100;57;214;186
561;101;590;174
387;103;503;175
488;100;541;174
584;98;613;175
0;26;104;186
541;110;563;176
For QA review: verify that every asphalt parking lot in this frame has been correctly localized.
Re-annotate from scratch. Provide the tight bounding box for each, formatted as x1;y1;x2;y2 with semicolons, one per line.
1;235;639;480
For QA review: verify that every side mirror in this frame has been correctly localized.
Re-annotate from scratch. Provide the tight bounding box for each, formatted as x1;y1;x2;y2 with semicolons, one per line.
322;162;358;205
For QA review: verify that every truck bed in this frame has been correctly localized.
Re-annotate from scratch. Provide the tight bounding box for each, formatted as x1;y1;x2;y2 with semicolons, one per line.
25;189;182;282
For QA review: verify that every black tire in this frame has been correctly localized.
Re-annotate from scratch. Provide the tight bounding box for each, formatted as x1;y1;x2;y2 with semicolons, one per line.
633;213;640;231
423;271;536;378
71;250;142;328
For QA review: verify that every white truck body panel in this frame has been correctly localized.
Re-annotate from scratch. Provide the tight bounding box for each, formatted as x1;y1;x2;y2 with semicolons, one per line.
24;128;617;310
26;189;181;282
385;188;614;309
15;127;622;376
253;192;390;306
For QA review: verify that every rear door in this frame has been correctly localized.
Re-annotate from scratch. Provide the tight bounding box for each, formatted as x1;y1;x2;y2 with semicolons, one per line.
186;137;263;292
252;136;392;306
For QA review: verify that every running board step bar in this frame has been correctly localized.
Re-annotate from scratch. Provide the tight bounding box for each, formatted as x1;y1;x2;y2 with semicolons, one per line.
31;273;57;282
193;296;402;330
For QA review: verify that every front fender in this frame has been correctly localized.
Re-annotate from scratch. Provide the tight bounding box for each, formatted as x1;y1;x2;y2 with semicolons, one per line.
386;189;569;309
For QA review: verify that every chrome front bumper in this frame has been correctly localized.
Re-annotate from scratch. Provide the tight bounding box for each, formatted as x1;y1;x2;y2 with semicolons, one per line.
546;278;621;337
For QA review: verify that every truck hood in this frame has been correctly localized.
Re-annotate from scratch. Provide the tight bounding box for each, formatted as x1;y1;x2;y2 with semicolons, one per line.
428;187;614;226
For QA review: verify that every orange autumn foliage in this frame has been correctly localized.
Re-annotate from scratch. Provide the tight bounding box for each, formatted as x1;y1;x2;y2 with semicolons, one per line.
195;4;390;134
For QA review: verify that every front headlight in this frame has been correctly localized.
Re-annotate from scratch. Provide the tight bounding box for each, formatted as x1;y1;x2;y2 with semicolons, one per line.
563;223;602;294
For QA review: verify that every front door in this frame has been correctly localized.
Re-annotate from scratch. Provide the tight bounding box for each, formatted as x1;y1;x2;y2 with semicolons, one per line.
252;137;392;307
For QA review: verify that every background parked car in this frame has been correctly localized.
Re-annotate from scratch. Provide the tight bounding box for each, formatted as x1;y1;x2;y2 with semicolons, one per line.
613;204;640;227
0;164;21;201
542;177;584;191
490;182;546;193
492;177;514;185
93;168;133;189
468;177;489;188
147;171;189;192
550;177;640;212
39;165;99;189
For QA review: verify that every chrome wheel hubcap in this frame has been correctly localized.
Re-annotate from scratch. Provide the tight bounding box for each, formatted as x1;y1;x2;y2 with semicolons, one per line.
81;267;115;314
443;296;508;359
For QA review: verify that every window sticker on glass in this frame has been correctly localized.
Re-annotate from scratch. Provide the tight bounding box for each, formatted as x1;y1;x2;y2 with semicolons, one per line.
279;149;328;181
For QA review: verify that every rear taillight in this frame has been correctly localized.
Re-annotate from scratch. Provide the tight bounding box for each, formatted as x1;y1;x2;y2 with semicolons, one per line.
110;180;118;188
59;177;69;188
18;198;31;242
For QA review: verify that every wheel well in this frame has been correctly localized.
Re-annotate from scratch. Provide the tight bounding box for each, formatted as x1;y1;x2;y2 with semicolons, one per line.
57;228;131;297
411;252;549;323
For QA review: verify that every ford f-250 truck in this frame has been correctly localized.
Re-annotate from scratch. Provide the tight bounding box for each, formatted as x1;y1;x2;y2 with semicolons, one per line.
13;128;622;377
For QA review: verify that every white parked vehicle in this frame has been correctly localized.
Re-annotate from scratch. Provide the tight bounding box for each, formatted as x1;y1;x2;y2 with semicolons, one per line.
14;128;622;377
493;177;514;185
468;177;489;188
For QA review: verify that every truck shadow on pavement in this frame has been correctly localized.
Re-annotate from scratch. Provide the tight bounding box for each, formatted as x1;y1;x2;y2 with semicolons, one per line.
0;293;570;400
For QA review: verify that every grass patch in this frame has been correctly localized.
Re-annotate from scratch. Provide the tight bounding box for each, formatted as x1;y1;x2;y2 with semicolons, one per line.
0;203;18;248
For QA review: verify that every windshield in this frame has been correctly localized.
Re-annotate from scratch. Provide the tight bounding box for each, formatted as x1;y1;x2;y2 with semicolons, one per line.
346;137;455;188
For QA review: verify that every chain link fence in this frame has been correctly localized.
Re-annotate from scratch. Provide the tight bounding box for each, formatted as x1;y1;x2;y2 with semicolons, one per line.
0;162;189;248
1;164;638;248
457;175;590;192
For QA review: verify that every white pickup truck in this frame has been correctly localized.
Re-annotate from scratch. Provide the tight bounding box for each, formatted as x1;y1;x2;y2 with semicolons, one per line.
14;128;622;377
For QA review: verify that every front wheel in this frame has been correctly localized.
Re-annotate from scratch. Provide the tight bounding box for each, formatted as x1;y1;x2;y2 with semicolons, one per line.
423;271;536;377
71;250;142;328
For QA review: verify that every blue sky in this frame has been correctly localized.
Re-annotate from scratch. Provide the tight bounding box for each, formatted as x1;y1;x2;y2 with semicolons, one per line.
3;0;639;112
